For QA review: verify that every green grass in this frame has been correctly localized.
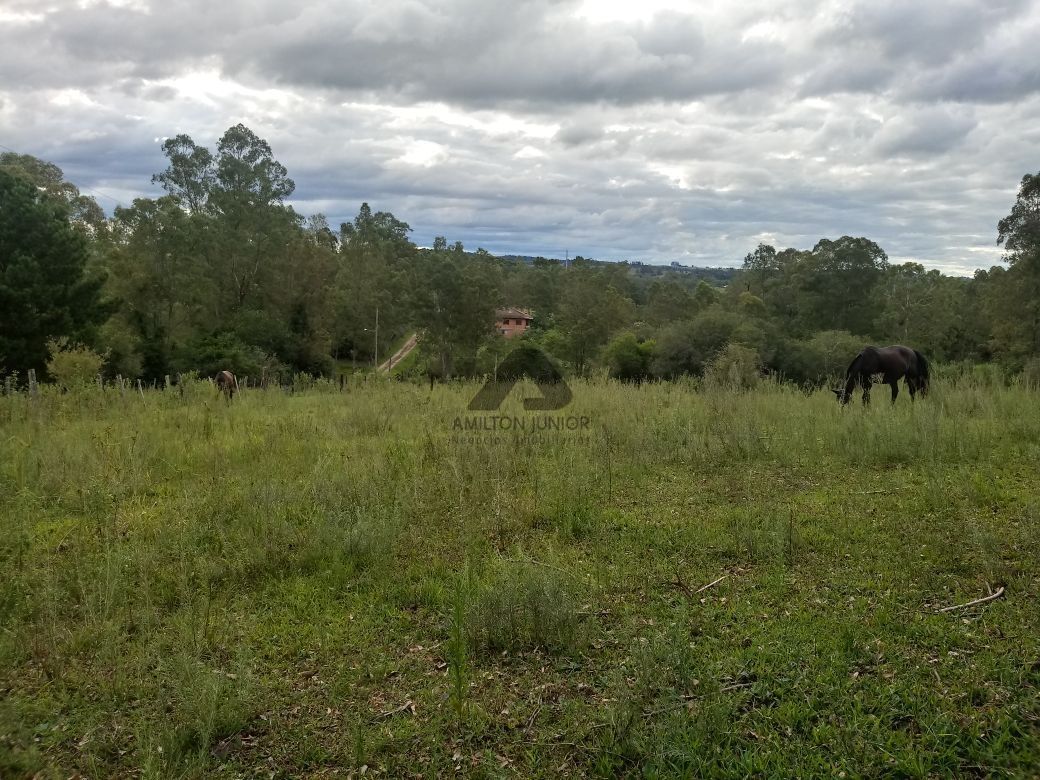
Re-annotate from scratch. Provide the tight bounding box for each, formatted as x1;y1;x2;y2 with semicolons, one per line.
2;375;1040;777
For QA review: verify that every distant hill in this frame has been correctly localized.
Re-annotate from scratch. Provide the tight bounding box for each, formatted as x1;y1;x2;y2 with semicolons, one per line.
497;254;739;286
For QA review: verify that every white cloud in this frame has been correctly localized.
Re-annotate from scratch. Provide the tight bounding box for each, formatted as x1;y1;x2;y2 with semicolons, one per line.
0;0;1036;271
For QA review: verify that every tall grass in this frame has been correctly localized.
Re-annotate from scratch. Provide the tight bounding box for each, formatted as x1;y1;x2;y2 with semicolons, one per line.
2;374;1039;776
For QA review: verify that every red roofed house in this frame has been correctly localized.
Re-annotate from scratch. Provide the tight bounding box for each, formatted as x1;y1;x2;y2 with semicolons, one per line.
495;307;533;338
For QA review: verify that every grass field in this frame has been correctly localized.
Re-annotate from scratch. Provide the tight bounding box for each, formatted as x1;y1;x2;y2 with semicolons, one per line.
2;375;1039;778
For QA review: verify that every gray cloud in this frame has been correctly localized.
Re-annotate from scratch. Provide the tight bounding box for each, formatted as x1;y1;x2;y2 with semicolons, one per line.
1;0;1038;273
871;106;978;157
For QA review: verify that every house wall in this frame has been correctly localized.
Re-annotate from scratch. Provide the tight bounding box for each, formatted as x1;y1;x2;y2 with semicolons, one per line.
496;317;530;338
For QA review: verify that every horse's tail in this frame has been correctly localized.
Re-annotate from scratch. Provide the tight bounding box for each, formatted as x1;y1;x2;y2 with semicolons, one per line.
914;350;930;389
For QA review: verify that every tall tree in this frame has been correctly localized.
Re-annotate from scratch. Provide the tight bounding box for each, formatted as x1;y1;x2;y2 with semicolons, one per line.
645;279;696;325
990;172;1040;361
151;135;215;213
0;169;106;375
0;152;107;235
333;203;416;365
556;265;635;375
411;245;501;376
106;196;215;377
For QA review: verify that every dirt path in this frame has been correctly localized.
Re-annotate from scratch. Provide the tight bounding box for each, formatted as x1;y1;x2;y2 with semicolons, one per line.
378;333;419;372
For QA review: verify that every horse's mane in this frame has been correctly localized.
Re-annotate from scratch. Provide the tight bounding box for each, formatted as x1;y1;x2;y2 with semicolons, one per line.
914;350;930;382
844;353;861;378
844;347;872;378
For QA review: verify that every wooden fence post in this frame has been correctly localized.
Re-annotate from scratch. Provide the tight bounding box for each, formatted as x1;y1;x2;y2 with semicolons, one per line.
165;375;172;390
96;374;104;391
116;375;126;398
28;369;38;397
136;379;145;398
4;376;12;396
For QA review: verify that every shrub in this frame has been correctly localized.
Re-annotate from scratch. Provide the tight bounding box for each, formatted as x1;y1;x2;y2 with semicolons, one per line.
652;307;765;379
173;332;285;381
603;331;655;382
704;343;761;390
45;338;106;389
771;330;865;386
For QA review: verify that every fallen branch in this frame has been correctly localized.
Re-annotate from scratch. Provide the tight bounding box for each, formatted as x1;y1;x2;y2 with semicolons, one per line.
695;575;728;594
937;586;1005;613
375;700;415;719
669;567;696;599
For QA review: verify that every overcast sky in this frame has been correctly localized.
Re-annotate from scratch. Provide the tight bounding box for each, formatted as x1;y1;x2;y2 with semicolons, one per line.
2;0;1038;272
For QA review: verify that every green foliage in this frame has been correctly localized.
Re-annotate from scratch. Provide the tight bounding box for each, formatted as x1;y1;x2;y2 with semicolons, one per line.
412;246;500;377
0;152;107;233
738;237;889;337
465;558;582;655
980;172;1040;366
0;169;106;376
703;343;761;390
174;332;284;379
556;264;635;375
494;343;564;383
45;338;106;389
997;172;1040;261
645;279;696;324
11;134;1040;390
652;307;761;378
603;331;655;382
772;330;867;386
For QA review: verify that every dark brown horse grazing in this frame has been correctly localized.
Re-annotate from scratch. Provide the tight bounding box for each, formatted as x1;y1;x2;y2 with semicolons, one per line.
215;370;239;401
833;345;929;405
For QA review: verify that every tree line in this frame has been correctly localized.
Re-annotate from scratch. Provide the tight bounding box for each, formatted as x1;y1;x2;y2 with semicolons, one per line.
2;124;1040;387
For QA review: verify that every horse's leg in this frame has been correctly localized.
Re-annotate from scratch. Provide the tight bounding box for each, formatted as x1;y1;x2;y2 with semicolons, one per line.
861;377;871;405
890;381;898;404
907;378;917;402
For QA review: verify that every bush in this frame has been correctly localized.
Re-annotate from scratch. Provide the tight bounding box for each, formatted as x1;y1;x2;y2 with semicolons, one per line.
45;338;106;389
704;343;761;390
496;344;566;384
771;330;865;386
173;332;285;381
652;307;765;379
603;331;654;382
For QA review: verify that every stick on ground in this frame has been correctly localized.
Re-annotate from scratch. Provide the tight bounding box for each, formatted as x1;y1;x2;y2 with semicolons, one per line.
695;575;728;594
937;586;1005;613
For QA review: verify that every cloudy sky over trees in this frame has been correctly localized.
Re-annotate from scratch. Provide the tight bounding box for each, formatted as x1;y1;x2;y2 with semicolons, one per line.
2;0;1037;271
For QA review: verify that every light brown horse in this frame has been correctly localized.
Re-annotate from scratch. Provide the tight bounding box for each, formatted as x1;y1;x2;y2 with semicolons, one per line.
215;370;239;401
